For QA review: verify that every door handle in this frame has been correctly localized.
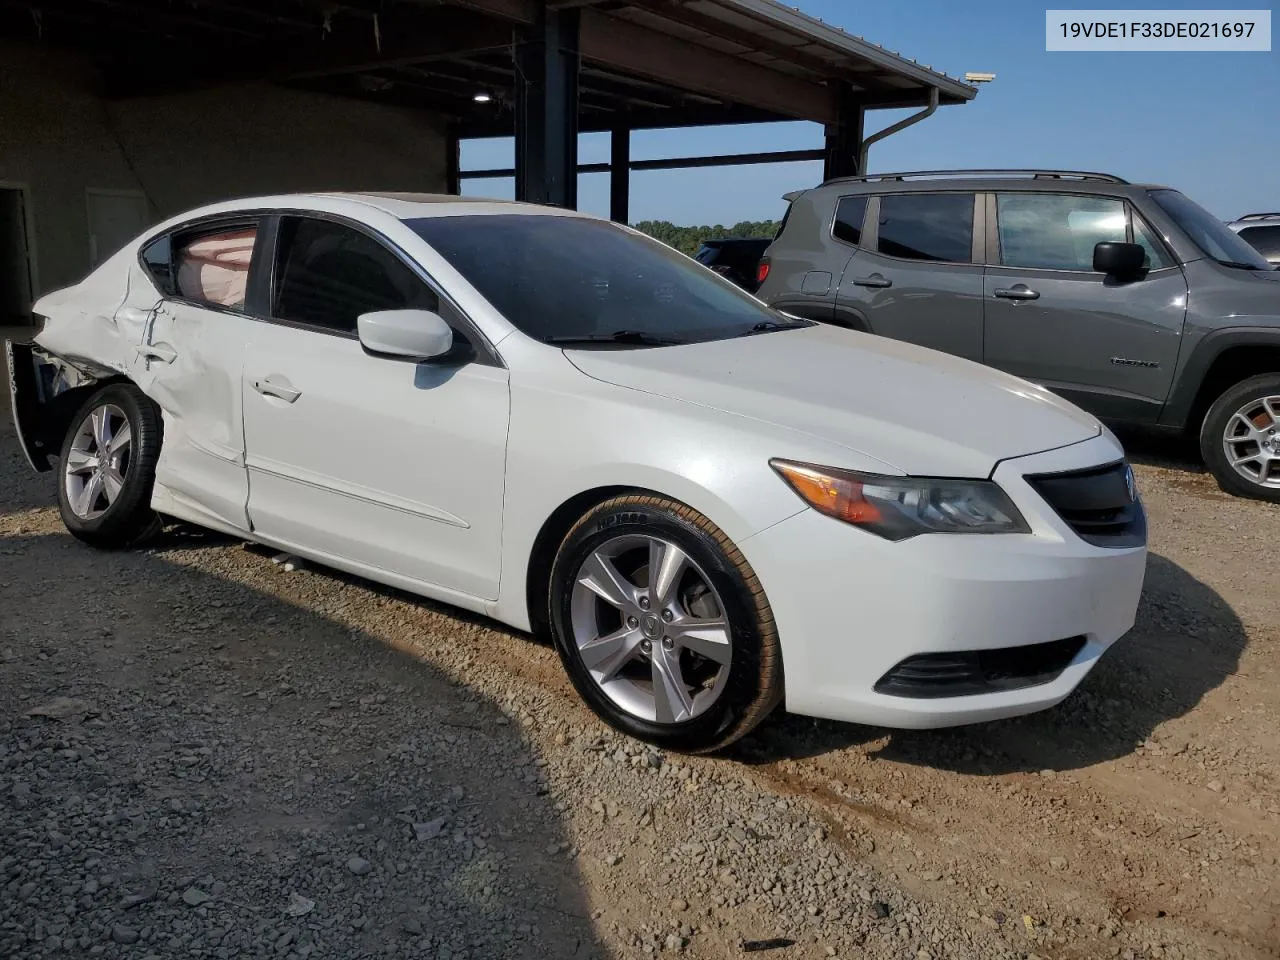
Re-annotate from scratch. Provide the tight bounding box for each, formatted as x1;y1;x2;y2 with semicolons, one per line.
851;274;892;289
138;344;177;364
253;378;302;403
993;285;1040;301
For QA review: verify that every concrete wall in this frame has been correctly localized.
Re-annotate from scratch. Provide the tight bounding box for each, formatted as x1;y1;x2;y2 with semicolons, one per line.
0;41;448;299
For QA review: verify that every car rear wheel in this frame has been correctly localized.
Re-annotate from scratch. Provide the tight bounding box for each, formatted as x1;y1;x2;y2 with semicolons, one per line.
548;494;782;753
1201;374;1280;502
57;383;163;548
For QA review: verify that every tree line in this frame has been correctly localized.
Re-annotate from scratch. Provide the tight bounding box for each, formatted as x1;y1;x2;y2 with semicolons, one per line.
633;220;780;257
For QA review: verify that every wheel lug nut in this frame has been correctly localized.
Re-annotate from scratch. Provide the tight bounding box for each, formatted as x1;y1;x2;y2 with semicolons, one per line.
627;616;638;628
662;637;674;650
661;610;674;622
638;596;650;609
640;639;652;653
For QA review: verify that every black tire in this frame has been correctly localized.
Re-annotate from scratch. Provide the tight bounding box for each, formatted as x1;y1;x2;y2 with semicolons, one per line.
56;383;163;548
548;494;783;754
1200;373;1280;502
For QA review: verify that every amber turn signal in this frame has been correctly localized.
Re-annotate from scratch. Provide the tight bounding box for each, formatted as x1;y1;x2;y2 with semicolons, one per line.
770;460;882;526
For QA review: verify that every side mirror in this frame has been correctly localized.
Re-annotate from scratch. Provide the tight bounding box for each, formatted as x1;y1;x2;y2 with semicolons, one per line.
357;309;454;361
1093;241;1146;278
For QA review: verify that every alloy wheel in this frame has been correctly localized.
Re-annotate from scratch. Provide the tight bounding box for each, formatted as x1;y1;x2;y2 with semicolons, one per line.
569;534;733;724
1222;395;1280;488
64;403;132;520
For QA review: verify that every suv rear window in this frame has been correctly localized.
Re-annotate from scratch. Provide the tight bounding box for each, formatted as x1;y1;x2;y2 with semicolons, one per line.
1239;224;1280;261
876;194;973;263
694;244;721;265
832;196;868;246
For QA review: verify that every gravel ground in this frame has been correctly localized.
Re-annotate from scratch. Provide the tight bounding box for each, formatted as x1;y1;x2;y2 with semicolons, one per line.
2;354;1277;959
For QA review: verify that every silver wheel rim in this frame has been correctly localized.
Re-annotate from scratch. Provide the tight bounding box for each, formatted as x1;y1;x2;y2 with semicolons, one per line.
569;534;733;725
64;403;132;520
1223;395;1280;488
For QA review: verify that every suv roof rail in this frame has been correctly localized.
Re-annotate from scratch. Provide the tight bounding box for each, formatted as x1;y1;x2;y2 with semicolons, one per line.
822;169;1129;186
1238;212;1280;221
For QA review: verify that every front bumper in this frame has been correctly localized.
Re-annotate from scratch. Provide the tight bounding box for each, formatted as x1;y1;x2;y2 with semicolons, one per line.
741;434;1147;729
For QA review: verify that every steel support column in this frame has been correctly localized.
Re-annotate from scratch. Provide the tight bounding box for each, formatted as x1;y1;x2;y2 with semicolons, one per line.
445;122;461;196
514;7;580;208
609;123;630;223
823;84;865;181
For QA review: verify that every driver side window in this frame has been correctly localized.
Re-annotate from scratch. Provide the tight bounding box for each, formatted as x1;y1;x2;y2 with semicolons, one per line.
272;217;438;334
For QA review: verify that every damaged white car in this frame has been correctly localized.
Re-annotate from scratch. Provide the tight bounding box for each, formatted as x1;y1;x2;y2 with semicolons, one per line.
6;193;1147;752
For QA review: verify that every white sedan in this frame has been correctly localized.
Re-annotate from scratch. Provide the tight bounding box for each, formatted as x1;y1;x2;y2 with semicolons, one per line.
6;193;1147;752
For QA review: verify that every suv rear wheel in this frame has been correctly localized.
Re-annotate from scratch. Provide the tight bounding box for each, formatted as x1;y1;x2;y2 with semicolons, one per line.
1200;374;1280;502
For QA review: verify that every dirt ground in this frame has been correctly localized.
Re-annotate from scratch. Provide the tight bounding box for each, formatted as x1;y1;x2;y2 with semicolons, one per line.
1;344;1276;959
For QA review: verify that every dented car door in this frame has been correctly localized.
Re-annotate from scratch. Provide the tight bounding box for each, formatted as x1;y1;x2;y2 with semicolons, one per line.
122;218;264;533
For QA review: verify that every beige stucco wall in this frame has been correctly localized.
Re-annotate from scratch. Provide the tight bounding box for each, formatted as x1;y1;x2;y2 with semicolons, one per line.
0;41;448;297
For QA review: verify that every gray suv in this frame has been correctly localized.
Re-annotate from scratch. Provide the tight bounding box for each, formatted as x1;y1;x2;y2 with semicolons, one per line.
756;169;1280;501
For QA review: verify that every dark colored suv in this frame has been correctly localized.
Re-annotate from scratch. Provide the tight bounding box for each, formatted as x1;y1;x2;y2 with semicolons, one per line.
756;169;1280;501
693;237;772;292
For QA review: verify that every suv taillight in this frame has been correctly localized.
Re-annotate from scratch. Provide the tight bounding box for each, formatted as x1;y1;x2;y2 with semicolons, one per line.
756;258;771;285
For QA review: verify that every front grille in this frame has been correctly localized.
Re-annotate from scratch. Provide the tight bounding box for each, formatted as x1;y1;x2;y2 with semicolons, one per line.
874;636;1087;699
1026;460;1146;548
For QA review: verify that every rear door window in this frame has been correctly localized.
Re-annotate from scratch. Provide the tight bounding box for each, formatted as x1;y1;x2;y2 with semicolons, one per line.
174;225;258;311
876;194;974;263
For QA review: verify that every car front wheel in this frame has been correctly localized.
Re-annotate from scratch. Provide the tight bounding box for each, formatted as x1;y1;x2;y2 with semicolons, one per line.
57;383;163;548
548;494;782;753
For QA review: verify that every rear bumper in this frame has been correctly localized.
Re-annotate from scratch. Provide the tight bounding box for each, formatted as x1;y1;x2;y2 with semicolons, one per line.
740;434;1148;729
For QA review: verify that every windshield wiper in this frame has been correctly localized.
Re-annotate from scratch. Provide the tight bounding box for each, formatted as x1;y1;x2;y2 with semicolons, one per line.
1216;259;1262;270
542;329;686;347
739;318;810;336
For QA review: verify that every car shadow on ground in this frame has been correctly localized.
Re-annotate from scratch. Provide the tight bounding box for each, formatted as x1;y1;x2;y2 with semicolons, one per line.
224;537;534;644
0;444;60;514
0;530;604;959
735;552;1247;774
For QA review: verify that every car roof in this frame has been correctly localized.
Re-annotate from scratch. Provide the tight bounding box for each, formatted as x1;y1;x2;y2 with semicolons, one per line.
810;178;1169;196
317;192;595;220
145;192;595;236
1229;214;1280;227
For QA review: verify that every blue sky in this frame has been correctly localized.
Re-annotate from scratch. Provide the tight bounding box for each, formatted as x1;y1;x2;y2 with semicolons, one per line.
461;0;1278;225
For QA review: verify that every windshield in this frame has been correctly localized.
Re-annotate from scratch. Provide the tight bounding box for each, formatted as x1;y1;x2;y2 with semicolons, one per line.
407;215;784;345
1149;189;1272;269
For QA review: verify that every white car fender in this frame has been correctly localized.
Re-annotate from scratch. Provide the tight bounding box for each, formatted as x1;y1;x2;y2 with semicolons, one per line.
489;336;898;631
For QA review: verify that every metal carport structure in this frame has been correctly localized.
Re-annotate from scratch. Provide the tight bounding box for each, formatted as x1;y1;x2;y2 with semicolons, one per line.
0;0;977;222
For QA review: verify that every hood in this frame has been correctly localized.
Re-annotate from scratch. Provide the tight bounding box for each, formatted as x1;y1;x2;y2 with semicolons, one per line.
565;325;1100;477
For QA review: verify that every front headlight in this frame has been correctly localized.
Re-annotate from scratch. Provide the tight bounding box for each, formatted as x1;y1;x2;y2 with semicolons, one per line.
770;459;1030;541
